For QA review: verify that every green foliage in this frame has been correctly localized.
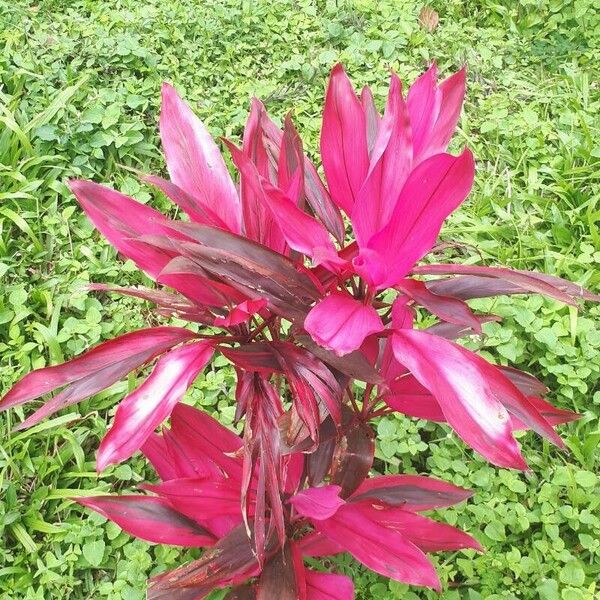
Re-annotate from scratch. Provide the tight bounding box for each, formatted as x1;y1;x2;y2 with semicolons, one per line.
0;0;598;598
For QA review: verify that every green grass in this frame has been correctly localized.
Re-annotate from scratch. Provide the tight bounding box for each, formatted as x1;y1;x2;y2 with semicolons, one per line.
0;0;599;598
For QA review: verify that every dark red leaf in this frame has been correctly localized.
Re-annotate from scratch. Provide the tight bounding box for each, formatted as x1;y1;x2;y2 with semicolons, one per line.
396;278;482;332
296;335;383;385
87;284;214;324
260;104;345;243
219;343;280;374
306;434;336;486
350;474;473;511
416;265;598;305
424;315;500;340
257;541;306;600
331;420;374;497
238;373;286;563
162;222;320;320
148;523;277;597
225;585;257;600
498;365;549;396
3;327;196;429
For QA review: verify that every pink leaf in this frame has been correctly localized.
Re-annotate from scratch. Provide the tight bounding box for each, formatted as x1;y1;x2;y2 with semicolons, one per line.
289;485;345;520
304;292;384;356
75;495;216;547
160;83;240;233
297;531;345;557
320;64;369;214
97;341;214;471
305;569;355;600
392;330;528;469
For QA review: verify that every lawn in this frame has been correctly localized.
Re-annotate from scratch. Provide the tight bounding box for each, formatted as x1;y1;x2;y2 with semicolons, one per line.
0;0;599;598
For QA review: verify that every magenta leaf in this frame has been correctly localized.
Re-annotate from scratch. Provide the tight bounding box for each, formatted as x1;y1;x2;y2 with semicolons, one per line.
392;329;529;469
68;179;176;278
259;102;345;243
361;85;380;156
238;98;285;253
144;477;245;522
227;140;343;272
303;503;441;590
75;495;216;547
320;64;369;214
169;403;243;480
97;341;214;471
407;64;466;163
290;485;345;520
384;375;445;422
357;504;482;552
297;532;345;558
143;174;231;230
352;72;412;245
304;292;384;356
391;331;567;466
305;569;355;600
356;150;475;288
214;299;268;327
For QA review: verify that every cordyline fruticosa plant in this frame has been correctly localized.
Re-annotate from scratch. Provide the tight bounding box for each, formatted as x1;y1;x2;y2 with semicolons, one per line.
2;63;599;598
